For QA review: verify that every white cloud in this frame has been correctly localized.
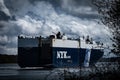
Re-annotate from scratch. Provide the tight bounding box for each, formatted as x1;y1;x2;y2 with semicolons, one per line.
16;15;43;35
0;0;112;56
0;0;11;16
0;35;8;44
13;0;111;43
61;0;98;15
0;46;17;55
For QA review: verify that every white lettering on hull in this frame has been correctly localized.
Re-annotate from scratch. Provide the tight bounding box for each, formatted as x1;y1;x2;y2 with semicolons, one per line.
57;51;71;59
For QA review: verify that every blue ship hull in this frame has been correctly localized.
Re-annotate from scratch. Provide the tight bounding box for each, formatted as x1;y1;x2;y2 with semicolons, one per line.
18;47;103;68
52;47;103;67
18;37;104;68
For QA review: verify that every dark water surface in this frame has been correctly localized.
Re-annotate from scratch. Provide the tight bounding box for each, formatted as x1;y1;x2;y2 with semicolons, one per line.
0;63;119;80
0;64;63;80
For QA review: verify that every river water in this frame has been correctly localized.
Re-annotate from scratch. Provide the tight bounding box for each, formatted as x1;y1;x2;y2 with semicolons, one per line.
0;63;119;80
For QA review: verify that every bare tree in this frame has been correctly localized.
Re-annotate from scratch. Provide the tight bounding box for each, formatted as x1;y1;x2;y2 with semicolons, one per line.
92;0;120;55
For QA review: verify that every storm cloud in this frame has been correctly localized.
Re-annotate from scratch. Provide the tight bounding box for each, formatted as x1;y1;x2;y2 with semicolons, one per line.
0;0;113;57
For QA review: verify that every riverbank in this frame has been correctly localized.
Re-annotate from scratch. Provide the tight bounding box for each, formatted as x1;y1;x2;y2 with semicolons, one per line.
0;54;17;63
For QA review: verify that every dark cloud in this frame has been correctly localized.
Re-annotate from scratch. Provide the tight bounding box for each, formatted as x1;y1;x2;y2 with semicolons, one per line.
4;0;98;19
0;0;11;21
0;11;10;21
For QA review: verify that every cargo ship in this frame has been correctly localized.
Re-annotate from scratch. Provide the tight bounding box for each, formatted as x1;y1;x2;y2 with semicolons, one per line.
18;34;104;68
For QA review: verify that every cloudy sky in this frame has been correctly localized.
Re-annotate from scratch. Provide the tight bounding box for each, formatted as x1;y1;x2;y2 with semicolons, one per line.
0;0;112;56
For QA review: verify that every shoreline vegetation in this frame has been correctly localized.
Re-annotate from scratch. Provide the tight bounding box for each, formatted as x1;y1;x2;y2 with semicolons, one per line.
0;54;17;63
64;69;120;80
